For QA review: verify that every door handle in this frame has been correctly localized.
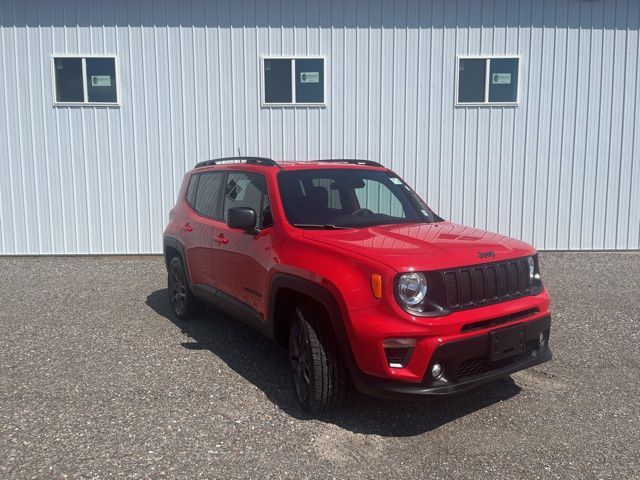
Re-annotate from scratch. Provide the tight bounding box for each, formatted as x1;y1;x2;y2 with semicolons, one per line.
214;233;229;245
182;223;193;232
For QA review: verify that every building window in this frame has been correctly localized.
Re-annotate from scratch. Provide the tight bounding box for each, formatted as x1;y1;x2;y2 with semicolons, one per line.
456;57;519;106
53;56;119;105
262;57;325;106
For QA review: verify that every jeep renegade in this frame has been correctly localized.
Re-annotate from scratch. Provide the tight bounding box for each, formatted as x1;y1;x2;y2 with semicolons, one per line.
163;157;552;413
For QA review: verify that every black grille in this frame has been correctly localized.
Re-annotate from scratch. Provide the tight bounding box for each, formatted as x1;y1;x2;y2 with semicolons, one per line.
442;258;531;310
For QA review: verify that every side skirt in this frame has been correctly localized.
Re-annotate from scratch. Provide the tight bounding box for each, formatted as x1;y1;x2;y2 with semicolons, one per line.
191;284;271;339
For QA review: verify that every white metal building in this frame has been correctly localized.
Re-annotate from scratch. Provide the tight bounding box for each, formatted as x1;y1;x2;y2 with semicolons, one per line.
1;0;639;254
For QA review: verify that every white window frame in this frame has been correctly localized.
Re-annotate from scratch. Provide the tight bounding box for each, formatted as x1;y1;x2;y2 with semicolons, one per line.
455;55;520;107
52;55;120;107
260;56;326;108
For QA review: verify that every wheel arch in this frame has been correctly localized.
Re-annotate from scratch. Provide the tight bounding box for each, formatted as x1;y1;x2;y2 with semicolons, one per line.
163;236;192;286
268;274;357;375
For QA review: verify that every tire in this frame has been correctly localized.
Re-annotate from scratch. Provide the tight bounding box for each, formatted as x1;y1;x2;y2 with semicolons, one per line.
288;303;348;413
167;256;203;319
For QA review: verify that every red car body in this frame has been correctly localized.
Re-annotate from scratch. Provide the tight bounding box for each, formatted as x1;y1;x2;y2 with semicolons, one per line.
164;158;551;400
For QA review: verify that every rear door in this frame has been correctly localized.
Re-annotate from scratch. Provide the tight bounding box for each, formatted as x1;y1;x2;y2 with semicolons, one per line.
183;171;225;288
212;171;272;317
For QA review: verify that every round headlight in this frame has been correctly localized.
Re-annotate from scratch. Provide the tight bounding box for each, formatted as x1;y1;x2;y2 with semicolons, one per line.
397;272;428;307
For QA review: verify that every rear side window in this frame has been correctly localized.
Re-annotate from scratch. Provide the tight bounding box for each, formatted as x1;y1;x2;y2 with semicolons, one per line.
194;172;224;219
222;172;270;228
185;174;199;207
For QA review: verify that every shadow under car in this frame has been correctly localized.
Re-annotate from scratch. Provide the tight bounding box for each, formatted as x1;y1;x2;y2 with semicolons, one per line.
146;288;522;437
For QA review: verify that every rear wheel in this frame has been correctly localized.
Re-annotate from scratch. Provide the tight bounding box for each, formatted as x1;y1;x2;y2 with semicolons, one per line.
288;303;348;413
167;256;203;319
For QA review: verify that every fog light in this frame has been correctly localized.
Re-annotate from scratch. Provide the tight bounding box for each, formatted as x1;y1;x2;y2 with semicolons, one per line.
539;332;547;349
383;338;416;368
431;362;443;380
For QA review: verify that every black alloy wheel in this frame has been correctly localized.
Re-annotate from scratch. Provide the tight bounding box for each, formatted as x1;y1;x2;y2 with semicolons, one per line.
287;304;348;413
289;311;312;403
167;256;202;319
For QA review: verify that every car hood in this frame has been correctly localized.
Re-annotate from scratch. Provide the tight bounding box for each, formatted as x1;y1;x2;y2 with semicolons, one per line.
302;221;536;271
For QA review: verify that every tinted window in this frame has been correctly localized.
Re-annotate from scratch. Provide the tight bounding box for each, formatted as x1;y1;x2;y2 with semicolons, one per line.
194;172;224;219
489;58;519;103
186;174;199;207
277;169;438;228
263;58;325;106
222;172;270;228
458;58;486;104
264;59;292;104
86;58;117;103
54;56;119;105
54;58;84;102
295;58;324;103
457;57;519;105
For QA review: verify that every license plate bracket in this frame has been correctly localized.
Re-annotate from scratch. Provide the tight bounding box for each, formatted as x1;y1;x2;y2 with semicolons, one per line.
489;324;526;361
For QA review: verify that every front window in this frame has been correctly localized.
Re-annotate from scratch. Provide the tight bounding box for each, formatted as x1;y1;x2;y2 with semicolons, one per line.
222;172;271;228
277;169;438;229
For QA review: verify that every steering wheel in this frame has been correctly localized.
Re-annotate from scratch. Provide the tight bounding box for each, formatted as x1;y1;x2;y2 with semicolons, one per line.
352;208;374;217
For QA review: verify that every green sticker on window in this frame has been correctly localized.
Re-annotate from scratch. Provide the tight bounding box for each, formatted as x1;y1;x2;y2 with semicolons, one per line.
91;75;112;87
300;72;319;83
492;73;511;84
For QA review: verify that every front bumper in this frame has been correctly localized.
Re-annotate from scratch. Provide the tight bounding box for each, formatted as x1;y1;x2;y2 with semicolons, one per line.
350;315;552;398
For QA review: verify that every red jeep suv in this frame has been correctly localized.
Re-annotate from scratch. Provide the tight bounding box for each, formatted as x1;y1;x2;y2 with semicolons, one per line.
163;157;552;413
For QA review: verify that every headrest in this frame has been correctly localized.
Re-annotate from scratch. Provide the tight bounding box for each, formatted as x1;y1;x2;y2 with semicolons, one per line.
307;186;329;208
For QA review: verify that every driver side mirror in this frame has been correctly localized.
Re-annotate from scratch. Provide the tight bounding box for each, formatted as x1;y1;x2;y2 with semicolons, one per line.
226;207;257;231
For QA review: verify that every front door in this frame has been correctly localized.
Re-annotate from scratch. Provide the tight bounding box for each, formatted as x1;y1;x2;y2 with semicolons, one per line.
212;171;272;318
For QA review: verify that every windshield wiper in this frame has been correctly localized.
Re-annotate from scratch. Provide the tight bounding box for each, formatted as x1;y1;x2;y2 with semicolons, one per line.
293;223;350;230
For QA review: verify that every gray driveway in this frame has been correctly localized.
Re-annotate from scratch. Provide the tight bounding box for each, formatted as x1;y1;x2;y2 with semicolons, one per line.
1;253;639;479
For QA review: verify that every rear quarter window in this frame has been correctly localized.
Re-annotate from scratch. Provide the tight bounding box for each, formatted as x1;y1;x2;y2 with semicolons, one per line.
185;174;199;207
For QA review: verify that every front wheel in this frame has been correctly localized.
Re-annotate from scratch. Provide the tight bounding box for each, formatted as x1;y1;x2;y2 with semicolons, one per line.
288;304;348;413
167;256;203;319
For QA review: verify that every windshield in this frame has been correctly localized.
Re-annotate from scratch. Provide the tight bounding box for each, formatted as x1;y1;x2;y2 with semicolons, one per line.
277;169;440;228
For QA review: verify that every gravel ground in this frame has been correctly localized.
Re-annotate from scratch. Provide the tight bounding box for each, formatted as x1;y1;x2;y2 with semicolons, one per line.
1;253;639;479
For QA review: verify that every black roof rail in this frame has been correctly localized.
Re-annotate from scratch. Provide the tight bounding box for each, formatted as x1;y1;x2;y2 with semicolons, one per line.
195;156;280;169
315;159;385;168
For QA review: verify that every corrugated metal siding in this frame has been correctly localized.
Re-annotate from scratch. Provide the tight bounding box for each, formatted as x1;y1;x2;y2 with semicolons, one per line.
0;0;638;254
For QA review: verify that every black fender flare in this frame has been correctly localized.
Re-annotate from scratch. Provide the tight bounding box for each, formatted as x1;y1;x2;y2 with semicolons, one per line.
267;273;359;377
163;236;192;286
